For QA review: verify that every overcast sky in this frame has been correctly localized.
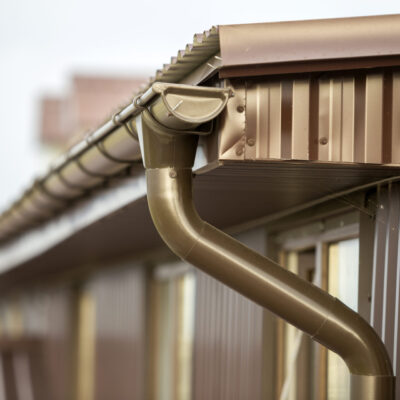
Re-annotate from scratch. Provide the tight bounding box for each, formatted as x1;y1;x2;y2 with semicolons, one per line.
0;0;399;211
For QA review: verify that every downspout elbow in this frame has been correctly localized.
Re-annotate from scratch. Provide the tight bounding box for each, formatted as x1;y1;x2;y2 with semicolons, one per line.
147;167;394;399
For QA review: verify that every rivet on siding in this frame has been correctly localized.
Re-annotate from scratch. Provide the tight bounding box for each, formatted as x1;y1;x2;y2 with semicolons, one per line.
247;138;255;146
236;147;244;156
169;170;177;178
319;137;328;145
237;105;245;113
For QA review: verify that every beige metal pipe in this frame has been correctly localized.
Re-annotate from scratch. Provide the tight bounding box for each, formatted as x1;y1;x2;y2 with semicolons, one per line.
136;86;395;399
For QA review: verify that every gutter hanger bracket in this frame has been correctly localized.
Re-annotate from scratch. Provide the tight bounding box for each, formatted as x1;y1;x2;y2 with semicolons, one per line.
135;83;394;400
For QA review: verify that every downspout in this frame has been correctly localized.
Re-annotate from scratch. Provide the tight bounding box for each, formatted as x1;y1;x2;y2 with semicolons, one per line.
135;83;395;399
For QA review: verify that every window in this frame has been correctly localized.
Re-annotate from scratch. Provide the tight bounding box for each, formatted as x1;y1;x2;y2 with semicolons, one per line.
273;212;360;400
327;238;359;400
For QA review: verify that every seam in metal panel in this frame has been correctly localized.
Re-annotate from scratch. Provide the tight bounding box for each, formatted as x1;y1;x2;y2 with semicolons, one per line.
354;74;366;163
318;78;330;162
392;73;400;164
341;77;355;162
371;186;389;335
382;72;394;164
308;78;319;160
280;81;293;159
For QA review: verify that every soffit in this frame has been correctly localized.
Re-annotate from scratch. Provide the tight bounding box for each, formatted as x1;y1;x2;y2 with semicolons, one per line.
1;159;400;289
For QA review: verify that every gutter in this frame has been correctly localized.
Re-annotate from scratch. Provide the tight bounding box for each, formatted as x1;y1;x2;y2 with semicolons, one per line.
0;81;218;242
134;84;395;399
0;25;220;242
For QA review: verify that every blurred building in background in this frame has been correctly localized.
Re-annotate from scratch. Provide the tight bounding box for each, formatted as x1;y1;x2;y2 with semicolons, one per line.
40;75;147;153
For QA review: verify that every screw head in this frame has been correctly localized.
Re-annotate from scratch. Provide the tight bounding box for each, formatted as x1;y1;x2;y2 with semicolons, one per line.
169;170;177;178
237;105;245;113
247;138;255;146
236;147;244;156
319;137;328;145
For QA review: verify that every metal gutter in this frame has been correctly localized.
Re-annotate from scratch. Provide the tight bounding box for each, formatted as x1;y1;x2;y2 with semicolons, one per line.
0;81;221;242
3;15;400;243
136;86;395;399
0;26;220;243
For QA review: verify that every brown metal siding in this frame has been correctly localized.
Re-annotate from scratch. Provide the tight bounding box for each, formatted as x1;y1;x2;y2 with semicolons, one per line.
0;286;76;400
219;70;400;165
193;270;264;400
192;229;272;400
91;265;146;400
371;184;400;398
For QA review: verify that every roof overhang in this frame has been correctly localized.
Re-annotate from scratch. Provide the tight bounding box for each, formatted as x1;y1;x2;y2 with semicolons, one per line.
1;14;400;283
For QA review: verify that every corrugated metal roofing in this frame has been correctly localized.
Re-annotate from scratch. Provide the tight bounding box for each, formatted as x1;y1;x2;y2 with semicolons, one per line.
136;26;220;93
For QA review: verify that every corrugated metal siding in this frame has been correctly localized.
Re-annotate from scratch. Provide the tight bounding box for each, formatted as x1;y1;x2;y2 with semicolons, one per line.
90;265;146;400
0;286;76;400
192;229;271;400
220;70;400;164
370;183;400;398
193;270;264;400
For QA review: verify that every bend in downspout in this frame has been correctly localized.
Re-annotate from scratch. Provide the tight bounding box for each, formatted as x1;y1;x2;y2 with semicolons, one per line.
135;85;394;399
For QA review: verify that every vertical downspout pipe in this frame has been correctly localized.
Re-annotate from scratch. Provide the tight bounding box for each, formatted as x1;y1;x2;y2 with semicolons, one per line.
136;85;395;399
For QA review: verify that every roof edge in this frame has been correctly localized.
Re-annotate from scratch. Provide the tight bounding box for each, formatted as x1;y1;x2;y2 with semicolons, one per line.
219;14;400;76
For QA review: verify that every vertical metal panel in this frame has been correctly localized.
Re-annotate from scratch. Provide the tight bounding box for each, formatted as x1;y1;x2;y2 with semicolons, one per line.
354;75;367;163
192;228;268;400
281;81;293;159
319;76;356;163
382;186;400;360
91;265;146;400
371;183;400;398
328;78;344;161
358;211;375;322
365;74;384;163
269;82;283;159
76;290;95;400
371;187;389;335
0;286;76;400
245;81;286;160
193;270;264;400
382;72;393;164
392;73;400;164
219;70;400;165
292;79;310;160
41;288;76;400
341;77;356;162
318;79;330;162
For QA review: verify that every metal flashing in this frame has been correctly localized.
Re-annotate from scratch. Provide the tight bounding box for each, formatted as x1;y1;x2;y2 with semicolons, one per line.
219;14;400;77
